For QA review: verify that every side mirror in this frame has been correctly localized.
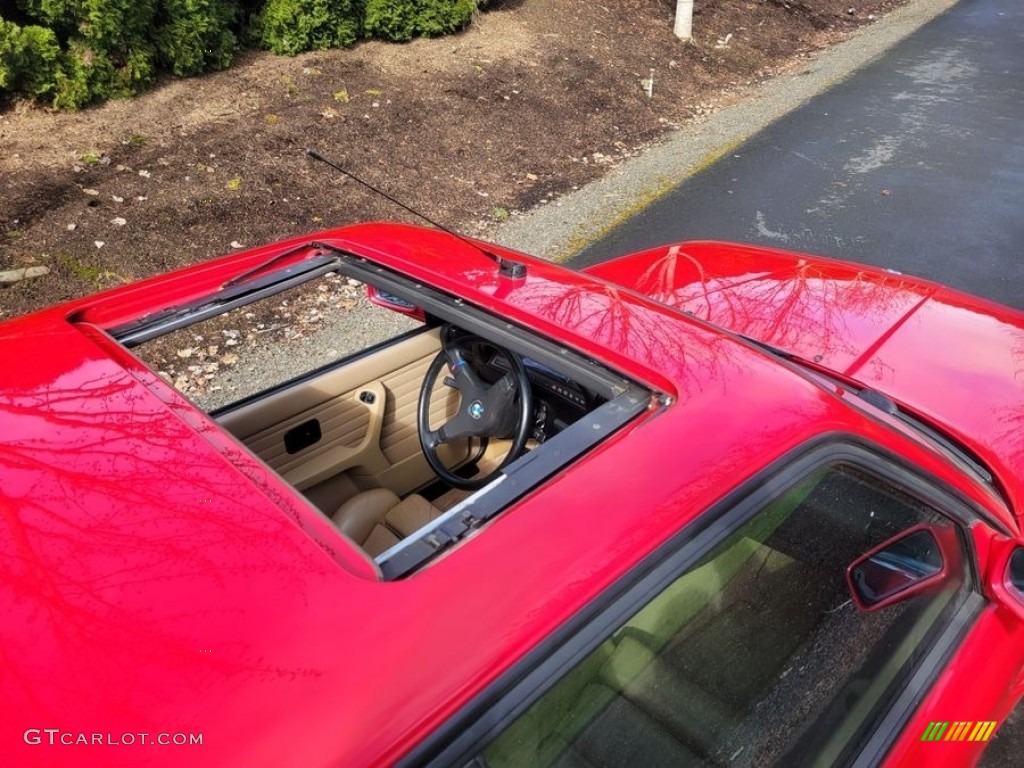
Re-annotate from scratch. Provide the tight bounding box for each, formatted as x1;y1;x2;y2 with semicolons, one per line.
846;524;951;612
367;285;426;321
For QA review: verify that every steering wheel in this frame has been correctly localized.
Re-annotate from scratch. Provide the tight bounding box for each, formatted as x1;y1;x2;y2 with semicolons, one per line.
417;333;533;490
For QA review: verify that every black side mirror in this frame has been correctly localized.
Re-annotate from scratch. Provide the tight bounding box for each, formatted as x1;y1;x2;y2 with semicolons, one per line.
846;525;950;612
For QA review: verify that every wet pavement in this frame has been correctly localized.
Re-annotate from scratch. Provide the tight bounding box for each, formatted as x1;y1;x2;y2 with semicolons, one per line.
571;0;1024;311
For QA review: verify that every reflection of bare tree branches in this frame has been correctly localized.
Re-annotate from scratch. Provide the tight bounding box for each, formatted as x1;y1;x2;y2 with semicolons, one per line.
622;246;929;366
501;276;752;400
987;328;1024;482
1;358;340;723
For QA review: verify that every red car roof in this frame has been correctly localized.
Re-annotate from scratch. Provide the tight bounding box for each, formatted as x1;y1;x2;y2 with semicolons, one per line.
0;224;1010;766
588;240;1024;519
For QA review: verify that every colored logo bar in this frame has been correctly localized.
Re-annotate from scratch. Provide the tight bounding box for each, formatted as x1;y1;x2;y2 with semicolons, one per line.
921;721;997;742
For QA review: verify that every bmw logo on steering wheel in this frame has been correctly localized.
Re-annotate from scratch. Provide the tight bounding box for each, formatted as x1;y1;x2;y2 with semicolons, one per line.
468;400;485;420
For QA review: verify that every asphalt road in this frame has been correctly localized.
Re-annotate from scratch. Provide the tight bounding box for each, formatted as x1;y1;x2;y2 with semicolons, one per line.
571;0;1024;311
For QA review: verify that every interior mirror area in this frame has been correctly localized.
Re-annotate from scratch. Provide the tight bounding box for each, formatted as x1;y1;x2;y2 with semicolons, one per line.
846;524;950;612
367;285;426;321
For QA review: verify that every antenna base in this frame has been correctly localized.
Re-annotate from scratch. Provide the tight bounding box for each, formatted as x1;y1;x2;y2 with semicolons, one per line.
498;259;528;280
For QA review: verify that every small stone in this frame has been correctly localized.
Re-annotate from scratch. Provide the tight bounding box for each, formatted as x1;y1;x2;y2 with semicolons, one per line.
111;216;127;226
0;266;50;284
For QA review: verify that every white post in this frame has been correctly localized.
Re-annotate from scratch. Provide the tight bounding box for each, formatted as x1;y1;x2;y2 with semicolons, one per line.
674;0;694;40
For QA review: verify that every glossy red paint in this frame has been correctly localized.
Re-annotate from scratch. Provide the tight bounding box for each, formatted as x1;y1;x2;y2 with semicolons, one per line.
584;239;938;374
588;240;1024;522
2;223;1023;766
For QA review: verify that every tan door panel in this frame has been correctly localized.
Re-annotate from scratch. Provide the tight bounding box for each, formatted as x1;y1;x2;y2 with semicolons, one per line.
352;344;467;493
220;329;444;439
219;329;466;498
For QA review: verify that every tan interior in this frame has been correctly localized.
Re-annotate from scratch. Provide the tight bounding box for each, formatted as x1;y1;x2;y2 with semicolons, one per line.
218;328;469;513
331;488;446;557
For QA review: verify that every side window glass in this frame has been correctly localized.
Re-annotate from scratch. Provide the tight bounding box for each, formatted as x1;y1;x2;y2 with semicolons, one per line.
479;465;970;767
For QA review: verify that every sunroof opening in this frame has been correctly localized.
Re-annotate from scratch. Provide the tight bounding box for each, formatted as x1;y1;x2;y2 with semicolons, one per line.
111;252;654;578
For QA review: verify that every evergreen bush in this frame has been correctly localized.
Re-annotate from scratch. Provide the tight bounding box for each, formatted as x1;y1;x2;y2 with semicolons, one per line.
362;0;416;42
411;0;476;38
155;0;240;76
0;18;61;96
2;0;485;107
52;37;115;108
364;0;477;43
249;0;362;56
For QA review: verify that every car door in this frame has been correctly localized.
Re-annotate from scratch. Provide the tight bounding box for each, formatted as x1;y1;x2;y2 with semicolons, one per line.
413;442;1002;767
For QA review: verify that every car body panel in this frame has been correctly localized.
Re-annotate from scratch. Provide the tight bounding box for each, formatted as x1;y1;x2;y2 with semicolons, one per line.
1;226;859;766
2;224;1023;766
587;240;1024;523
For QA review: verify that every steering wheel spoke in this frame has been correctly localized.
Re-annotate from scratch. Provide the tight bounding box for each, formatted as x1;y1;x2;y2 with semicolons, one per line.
437;410;477;443
445;348;486;394
483;372;517;412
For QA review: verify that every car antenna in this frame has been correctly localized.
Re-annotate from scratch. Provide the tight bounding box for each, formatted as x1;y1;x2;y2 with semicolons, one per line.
306;148;527;279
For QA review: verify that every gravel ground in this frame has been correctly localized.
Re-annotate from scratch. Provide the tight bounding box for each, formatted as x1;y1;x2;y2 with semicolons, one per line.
132;276;419;412
192;290;419;412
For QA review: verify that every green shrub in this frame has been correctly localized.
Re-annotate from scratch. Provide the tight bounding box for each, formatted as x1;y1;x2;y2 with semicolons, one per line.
362;0;415;42
154;0;240;76
52;37;156;108
20;0;159;107
53;0;157;51
4;0;485;108
52;36;114;108
0;18;62;97
16;0;79;36
364;0;476;42
249;0;363;56
108;41;156;95
412;0;476;37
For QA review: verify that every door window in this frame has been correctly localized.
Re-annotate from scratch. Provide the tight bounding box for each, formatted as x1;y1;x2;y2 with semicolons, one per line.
477;464;971;767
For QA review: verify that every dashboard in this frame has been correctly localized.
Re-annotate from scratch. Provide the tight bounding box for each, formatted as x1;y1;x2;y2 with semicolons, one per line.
483;347;599;441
